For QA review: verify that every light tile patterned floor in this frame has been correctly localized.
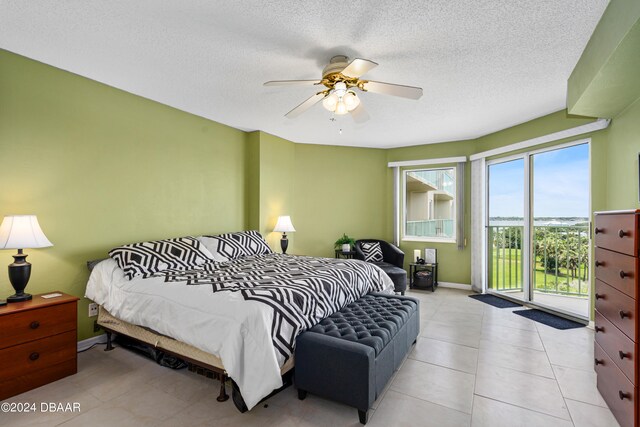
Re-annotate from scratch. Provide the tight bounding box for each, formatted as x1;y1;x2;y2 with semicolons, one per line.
1;288;620;426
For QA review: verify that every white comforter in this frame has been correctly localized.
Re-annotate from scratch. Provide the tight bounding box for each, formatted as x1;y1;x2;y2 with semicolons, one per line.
85;257;393;409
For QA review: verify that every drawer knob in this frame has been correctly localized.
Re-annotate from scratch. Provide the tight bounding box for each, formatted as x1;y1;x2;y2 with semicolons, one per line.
29;352;40;361
595;358;604;365
619;391;632;400
30;321;40;329
595;261;604;267
595;293;604;300
618;229;628;238
619;270;628;279
619;310;631;319
594;227;603;234
619;351;631;360
595;326;605;332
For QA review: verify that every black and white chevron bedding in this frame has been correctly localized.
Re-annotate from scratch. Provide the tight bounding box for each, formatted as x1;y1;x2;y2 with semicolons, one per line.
154;253;389;364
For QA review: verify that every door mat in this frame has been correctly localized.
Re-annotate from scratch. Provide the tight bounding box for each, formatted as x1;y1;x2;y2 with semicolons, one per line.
513;309;586;330
468;294;522;308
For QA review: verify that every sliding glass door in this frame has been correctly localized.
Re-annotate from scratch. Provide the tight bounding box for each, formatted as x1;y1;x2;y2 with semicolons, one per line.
486;141;590;319
530;143;590;317
487;158;527;301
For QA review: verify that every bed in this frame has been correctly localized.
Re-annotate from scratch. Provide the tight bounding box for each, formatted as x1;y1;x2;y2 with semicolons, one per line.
85;233;394;411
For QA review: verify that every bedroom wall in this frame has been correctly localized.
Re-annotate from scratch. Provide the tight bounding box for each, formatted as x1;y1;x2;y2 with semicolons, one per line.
0;49;248;340
292;143;389;258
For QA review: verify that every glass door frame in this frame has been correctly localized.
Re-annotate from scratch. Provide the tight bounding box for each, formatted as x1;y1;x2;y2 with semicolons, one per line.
484;139;592;321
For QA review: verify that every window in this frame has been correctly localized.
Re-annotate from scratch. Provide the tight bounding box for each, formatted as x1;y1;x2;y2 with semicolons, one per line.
404;167;456;241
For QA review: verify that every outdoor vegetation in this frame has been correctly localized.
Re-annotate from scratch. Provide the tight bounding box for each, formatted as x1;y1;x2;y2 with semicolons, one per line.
489;224;590;297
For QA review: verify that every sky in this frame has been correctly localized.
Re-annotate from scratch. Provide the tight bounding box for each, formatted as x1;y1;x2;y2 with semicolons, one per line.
488;143;589;218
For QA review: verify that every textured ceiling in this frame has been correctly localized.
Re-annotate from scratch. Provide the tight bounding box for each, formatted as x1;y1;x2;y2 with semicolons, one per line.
0;0;609;148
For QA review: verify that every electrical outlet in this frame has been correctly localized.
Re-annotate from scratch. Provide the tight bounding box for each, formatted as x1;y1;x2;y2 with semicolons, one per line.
88;303;98;317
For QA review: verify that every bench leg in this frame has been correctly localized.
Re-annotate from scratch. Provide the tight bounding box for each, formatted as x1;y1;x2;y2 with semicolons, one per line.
298;389;308;400
358;409;368;425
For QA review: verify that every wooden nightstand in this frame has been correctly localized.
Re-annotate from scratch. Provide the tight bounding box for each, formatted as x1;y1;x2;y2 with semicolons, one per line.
0;292;79;401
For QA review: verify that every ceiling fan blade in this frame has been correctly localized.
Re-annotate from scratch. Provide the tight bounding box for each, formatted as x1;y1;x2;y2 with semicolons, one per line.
264;80;320;86
340;58;378;78
350;104;370;123
363;81;423;100
285;92;325;118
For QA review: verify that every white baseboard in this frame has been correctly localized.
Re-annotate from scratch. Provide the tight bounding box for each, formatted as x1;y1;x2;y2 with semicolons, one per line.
77;333;107;352
438;282;472;290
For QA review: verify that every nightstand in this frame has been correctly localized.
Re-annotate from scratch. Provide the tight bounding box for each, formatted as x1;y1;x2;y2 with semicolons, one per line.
0;292;79;400
409;263;438;292
335;249;356;259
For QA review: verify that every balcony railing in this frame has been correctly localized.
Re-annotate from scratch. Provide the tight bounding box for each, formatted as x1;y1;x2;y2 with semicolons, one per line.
488;225;590;297
408;170;454;195
406;219;454;238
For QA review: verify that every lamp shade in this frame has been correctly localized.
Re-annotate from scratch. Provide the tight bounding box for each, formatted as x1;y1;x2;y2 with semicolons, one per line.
0;215;53;249
273;216;296;233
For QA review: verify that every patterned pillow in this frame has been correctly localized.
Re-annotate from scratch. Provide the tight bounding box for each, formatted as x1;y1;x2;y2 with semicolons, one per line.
201;230;272;261
361;242;384;263
109;236;213;280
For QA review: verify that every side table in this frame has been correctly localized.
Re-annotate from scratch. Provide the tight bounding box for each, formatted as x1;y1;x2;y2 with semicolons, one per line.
409;263;438;292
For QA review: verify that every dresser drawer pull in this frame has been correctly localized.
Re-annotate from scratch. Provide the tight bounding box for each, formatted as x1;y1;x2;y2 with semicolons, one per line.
619;351;631;360
30;321;40;329
29;352;40;361
619;310;631;319
595;227;603;234
595;358;604;365
595;261;604;267
619;270;628;279
595;293;604;300
618;229;628;238
619;391;632;400
595;326;605;332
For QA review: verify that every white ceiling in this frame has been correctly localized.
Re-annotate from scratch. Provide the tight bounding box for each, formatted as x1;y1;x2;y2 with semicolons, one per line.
0;1;609;148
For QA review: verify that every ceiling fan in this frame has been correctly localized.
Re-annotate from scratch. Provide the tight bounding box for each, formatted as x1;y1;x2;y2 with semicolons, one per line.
264;55;423;123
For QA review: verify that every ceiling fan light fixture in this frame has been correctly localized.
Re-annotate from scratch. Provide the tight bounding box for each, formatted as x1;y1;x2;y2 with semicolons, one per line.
334;81;347;97
335;100;348;115
322;93;339;111
343;91;360;111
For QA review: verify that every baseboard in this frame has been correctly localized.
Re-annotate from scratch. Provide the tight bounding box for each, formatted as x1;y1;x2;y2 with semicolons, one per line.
438;282;472;290
77;333;107;352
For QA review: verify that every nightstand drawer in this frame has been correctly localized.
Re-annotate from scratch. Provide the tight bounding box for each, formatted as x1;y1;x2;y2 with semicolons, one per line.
595;341;636;427
0;330;76;382
0;302;76;350
595;280;637;341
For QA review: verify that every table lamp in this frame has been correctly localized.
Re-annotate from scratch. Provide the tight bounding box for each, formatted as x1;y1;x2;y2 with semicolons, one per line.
0;215;53;303
273;215;295;254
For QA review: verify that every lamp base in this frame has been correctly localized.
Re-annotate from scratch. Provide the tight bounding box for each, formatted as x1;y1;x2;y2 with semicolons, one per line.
280;234;289;254
0;299;7;307
7;293;32;303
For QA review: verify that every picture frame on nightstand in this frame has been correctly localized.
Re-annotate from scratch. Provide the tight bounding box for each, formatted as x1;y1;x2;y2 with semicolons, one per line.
424;248;437;264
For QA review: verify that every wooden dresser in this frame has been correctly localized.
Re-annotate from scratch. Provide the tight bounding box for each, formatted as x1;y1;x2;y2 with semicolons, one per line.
594;210;640;427
0;292;79;401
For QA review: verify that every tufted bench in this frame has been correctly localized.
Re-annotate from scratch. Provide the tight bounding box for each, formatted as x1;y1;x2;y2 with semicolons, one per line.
294;293;420;424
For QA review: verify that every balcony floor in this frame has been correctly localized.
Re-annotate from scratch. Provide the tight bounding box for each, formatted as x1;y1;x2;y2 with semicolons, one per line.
496;290;589;318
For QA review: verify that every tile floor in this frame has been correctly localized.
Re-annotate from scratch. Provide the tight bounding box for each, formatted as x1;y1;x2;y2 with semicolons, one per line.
1;288;620;426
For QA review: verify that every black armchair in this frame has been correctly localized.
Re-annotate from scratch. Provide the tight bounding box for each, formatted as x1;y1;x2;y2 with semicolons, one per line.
354;239;407;295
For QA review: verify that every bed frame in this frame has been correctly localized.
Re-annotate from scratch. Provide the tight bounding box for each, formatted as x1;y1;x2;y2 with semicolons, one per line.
97;306;294;411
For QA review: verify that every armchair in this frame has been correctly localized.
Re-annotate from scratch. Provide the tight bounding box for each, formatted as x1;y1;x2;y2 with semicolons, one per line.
354;239;407;295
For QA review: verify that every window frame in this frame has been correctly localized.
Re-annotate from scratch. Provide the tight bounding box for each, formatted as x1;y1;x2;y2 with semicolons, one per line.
402;166;458;244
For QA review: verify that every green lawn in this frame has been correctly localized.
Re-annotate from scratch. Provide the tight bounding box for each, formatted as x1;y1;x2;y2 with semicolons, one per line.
490;248;589;296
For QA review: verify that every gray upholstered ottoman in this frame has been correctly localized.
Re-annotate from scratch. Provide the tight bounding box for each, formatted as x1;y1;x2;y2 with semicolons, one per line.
294;293;420;424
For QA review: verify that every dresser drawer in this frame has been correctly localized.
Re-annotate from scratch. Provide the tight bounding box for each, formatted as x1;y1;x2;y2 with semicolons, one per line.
595;280;637;341
595;341;636;427
0;359;77;401
0;330;76;382
0;302;76;350
595;247;638;299
595;212;639;257
595;310;637;384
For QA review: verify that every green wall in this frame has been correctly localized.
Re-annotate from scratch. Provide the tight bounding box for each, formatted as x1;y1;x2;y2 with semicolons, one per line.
292;144;389;257
0;50;248;340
